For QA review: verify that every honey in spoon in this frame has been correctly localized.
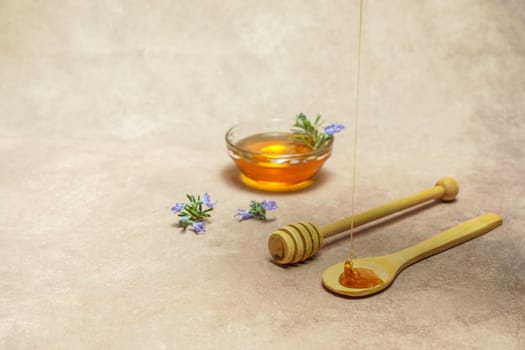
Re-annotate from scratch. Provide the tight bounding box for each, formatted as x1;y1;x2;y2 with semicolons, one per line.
338;259;383;289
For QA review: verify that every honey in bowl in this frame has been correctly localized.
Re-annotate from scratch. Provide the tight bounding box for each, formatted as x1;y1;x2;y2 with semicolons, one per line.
226;124;333;192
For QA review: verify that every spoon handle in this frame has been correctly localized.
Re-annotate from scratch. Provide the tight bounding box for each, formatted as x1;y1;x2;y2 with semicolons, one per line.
391;213;502;270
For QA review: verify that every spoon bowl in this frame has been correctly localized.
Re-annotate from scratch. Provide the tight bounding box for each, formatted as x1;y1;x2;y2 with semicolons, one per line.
323;258;396;297
322;213;503;297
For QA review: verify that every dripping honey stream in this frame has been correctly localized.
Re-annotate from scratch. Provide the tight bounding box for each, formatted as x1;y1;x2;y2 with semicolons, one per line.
340;0;370;288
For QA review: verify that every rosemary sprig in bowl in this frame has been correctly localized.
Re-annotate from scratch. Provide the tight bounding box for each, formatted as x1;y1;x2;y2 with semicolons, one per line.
291;113;345;150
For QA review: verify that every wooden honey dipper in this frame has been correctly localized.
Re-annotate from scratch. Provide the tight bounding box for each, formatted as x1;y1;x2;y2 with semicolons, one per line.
268;177;459;265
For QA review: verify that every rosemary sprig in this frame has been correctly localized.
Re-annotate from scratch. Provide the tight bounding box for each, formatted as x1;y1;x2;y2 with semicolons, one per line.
171;192;215;233
291;113;344;150
236;200;278;221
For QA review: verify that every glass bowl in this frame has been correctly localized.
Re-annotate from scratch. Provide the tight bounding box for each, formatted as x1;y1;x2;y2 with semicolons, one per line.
225;118;333;192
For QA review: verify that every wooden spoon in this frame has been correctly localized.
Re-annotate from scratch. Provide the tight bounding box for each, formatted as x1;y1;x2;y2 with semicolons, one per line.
322;213;502;297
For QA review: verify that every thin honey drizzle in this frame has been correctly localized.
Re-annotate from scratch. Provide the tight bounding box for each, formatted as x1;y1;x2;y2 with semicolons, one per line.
339;0;371;287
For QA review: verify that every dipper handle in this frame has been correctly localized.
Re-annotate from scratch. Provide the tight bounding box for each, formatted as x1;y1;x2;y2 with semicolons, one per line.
268;177;458;264
320;177;458;238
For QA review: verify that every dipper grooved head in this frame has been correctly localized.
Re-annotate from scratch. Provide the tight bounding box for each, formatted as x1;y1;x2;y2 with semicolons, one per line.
268;222;323;264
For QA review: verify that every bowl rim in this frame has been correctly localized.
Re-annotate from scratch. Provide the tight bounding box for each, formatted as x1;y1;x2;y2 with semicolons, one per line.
225;120;334;159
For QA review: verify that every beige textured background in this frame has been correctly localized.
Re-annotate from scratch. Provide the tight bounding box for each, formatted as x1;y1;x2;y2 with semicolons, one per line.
1;0;524;349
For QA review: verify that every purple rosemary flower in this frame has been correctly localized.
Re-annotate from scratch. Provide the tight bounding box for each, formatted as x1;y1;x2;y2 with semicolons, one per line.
261;200;278;211
171;202;185;214
324;123;345;136
236;209;256;221
203;192;216;208
192;221;206;233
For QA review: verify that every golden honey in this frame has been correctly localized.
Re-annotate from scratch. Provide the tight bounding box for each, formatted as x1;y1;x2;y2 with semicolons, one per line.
227;131;332;191
338;259;383;289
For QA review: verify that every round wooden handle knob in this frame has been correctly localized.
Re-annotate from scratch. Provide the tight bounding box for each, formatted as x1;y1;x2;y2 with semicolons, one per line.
268;222;322;264
435;177;459;202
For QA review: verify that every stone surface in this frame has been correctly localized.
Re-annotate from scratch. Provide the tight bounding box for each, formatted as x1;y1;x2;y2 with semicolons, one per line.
1;0;524;349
